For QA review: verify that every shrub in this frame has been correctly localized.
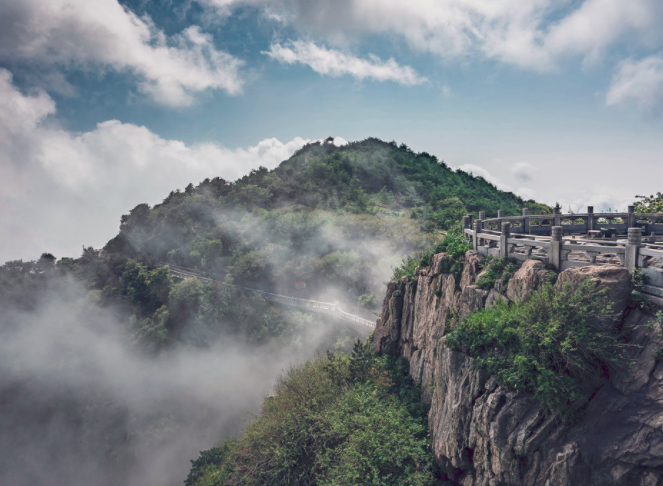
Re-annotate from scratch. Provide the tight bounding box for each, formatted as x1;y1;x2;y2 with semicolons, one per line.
186;340;446;486
446;279;630;421
391;229;472;282
475;257;519;290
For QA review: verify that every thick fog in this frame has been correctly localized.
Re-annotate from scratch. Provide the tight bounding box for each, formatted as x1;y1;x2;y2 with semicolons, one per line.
0;274;366;486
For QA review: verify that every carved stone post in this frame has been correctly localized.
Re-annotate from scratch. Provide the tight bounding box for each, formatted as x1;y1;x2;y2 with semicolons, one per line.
587;206;594;232
500;222;511;259
497;209;504;231
479;211;486;221
522;207;530;234
473;221;483;251
627;205;635;228
625;227;642;272
550;226;563;270
553;206;561;229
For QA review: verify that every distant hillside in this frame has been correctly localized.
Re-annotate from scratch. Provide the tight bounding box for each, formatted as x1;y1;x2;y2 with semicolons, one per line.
31;137;549;351
105;137;548;293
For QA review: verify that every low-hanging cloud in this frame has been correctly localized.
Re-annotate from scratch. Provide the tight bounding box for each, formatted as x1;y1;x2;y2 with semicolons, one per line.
0;0;244;106
0;272;359;486
264;40;427;85
511;162;536;183
0;69;309;263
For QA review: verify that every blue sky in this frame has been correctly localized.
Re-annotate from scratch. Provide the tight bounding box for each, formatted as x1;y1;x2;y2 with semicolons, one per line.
1;0;663;261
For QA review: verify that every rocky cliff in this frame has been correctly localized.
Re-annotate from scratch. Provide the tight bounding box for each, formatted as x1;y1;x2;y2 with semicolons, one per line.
372;251;663;486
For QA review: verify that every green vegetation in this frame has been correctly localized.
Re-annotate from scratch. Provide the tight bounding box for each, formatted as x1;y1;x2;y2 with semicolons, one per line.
185;339;447;486
446;279;628;421
635;192;663;213
391;229;473;282
475;257;519;290
6;139;546;353
652;311;663;362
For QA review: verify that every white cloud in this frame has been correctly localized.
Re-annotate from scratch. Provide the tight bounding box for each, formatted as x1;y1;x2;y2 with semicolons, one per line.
205;0;663;73
606;55;663;111
511;161;536;182
264;40;426;85
0;69;307;262
0;0;244;106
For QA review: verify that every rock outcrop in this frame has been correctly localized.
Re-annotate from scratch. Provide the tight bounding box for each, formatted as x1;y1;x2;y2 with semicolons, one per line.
372;251;663;486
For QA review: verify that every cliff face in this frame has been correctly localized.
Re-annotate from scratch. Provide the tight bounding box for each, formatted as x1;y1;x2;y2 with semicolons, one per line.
372;251;663;486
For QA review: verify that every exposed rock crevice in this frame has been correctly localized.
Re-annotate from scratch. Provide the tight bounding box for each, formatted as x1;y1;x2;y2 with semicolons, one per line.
372;252;663;486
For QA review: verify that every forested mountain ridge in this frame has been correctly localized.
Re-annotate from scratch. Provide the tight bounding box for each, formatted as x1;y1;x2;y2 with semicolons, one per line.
103;137;548;303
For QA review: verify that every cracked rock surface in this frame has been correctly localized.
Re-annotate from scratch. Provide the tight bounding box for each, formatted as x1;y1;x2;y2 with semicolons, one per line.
372;251;663;486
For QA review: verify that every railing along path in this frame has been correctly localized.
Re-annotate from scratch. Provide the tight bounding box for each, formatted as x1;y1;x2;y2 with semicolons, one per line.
164;264;375;329
462;206;663;307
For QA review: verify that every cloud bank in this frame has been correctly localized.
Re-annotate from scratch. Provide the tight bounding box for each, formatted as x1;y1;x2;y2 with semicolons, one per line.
0;0;244;106
0;69;308;263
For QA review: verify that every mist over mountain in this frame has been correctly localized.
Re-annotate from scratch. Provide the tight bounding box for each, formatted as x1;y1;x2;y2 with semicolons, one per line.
0;137;550;486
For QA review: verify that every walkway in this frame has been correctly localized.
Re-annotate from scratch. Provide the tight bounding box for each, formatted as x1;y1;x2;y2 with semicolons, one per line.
164;264;375;329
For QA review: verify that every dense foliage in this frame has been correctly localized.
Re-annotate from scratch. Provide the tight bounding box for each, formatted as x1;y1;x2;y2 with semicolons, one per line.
104;138;547;306
391;229;473;281
634;192;663;213
185;339;448;486
446;279;628;420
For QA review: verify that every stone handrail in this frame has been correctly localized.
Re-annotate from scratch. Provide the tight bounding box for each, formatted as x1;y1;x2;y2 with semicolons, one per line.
462;207;663;307
164;264;375;329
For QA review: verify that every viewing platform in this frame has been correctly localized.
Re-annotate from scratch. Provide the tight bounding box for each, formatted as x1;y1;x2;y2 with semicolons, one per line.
463;206;663;307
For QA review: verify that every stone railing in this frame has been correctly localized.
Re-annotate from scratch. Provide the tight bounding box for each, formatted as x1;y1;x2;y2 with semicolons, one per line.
462;207;663;307
164;264;375;329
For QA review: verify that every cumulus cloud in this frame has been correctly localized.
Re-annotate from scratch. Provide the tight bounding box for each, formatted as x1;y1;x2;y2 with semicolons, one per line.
0;69;308;263
207;0;663;72
264;40;426;85
606;55;663;111
0;0;244;106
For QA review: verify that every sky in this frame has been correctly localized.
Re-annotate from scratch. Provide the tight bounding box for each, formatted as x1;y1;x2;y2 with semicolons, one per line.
1;0;663;262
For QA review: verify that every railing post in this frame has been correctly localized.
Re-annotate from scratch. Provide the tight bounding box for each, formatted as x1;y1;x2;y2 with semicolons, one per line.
479;211;486;221
627;205;635;228
587;206;594;232
550;226;563;270
500;222;510;259
625;227;642;272
473;220;483;251
553;206;561;229
522;208;530;234
497;209;504;231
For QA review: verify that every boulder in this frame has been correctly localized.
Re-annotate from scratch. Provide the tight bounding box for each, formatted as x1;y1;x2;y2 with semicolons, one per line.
459;285;488;317
555;265;632;316
485;288;506;309
506;259;554;303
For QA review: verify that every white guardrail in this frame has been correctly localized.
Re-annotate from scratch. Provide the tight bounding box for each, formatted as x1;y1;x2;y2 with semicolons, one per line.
164;264;375;329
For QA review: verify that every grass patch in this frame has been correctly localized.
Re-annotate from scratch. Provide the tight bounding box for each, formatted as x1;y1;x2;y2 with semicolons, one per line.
445;279;630;421
186;340;449;486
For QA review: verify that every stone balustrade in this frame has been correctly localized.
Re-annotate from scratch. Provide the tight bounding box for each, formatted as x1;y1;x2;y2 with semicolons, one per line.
463;207;663;306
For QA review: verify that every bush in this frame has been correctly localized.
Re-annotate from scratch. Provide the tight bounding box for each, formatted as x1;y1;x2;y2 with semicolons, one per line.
446;279;629;421
391;229;472;282
475;257;519;290
186;340;446;486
